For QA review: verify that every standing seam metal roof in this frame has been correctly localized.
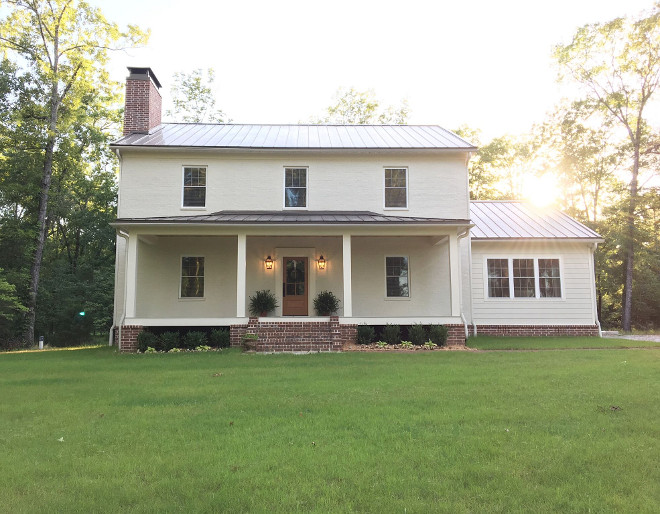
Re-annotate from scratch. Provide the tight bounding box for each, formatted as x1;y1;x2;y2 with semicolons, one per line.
111;124;476;149
469;201;603;240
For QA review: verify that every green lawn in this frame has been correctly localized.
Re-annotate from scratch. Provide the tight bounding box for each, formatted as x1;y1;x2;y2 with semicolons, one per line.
1;347;658;512
468;335;660;350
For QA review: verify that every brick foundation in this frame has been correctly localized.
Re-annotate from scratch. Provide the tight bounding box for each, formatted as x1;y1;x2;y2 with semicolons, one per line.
230;316;357;352
118;325;144;353
475;325;599;337
446;324;467;345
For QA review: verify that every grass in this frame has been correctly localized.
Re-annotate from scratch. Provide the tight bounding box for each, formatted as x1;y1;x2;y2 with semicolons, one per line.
467;336;660;350
1;346;658;512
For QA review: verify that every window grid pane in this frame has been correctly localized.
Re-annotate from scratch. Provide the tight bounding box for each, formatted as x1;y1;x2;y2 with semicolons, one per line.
513;258;535;297
181;257;204;298
487;259;510;298
386;256;409;297
384;168;407;208
285;168;307;207
183;167;206;207
539;259;561;297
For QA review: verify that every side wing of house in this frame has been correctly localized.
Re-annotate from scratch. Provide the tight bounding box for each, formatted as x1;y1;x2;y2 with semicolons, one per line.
466;201;603;337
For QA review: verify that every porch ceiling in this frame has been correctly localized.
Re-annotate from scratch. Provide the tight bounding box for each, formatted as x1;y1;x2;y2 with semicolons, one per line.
113;210;472;227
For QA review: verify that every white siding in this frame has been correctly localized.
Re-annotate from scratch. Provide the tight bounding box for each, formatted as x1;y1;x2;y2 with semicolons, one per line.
470;240;597;325
351;236;451;317
117;150;469;220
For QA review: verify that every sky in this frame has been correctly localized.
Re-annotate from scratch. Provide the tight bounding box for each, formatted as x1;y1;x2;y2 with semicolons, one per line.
96;0;654;139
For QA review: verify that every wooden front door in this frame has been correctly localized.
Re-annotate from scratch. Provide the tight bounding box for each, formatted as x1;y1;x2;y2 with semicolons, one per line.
282;257;308;316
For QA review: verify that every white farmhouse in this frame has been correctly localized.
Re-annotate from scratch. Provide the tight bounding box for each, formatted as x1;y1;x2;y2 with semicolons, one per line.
111;68;603;351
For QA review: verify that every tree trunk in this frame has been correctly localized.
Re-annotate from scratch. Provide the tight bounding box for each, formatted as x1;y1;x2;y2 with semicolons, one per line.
621;148;639;332
24;84;59;343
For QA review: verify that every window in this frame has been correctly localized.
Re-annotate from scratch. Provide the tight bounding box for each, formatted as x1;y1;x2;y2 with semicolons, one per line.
487;259;510;298
386;256;409;297
180;257;204;298
284;167;307;208
512;258;535;298
539;259;561;297
183;167;206;207
486;258;562;299
384;168;407;208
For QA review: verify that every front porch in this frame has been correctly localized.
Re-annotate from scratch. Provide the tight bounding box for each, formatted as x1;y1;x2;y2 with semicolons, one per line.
113;212;471;351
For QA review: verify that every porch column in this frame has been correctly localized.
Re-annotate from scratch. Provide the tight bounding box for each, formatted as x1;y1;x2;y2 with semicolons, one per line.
343;234;352;317
236;233;247;317
448;232;460;316
125;231;138;318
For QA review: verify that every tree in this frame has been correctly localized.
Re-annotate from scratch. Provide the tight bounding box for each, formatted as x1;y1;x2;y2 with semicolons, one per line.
554;4;660;331
312;88;409;124
0;0;148;343
166;68;229;123
454;126;532;200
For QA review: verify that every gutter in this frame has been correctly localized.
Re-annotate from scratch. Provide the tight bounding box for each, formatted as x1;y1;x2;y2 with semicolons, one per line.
590;242;603;337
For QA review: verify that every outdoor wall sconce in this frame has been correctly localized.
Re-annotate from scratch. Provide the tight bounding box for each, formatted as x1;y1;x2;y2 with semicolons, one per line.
265;256;273;270
317;255;326;270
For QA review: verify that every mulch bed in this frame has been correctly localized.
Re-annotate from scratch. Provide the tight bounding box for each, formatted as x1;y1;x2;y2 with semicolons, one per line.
343;343;475;352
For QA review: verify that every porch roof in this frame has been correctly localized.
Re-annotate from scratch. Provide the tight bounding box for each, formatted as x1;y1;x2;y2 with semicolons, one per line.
113;210;471;226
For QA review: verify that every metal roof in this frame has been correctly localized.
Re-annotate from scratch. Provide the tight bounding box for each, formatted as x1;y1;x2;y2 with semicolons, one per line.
111;124;476;150
470;201;603;241
113;210;471;226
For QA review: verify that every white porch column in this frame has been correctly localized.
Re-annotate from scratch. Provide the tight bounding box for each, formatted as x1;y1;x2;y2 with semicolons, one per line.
342;234;353;317
448;232;461;316
236;233;247;317
125;232;138;318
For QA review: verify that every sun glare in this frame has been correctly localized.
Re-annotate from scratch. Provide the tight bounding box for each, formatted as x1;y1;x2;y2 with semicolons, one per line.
523;175;559;208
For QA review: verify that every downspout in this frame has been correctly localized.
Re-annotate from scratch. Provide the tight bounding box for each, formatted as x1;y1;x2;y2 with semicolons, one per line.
457;228;470;340
590;242;602;337
116;229;130;351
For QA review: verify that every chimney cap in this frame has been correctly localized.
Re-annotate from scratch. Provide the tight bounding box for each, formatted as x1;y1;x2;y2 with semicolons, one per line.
127;67;162;89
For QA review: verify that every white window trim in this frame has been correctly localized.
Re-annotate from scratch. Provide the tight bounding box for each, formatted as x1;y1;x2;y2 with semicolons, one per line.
181;165;208;210
383;167;409;211
483;256;564;300
179;255;206;300
384;255;411;300
283;166;309;210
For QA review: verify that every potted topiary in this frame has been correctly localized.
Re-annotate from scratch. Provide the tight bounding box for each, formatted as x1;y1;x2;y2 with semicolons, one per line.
313;291;340;316
248;289;278;317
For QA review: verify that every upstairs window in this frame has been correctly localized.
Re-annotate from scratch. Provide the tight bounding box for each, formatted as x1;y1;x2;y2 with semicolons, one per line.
284;167;307;208
487;258;562;299
180;256;204;298
183;166;206;207
386;256;409;297
384;168;407;208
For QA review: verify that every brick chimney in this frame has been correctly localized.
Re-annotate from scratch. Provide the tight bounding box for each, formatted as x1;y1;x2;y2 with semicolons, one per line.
123;67;162;136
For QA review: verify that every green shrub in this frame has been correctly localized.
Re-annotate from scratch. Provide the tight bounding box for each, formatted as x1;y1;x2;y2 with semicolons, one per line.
409;324;428;346
195;345;212;352
375;341;388;348
428;325;449;347
137;331;158;353
210;328;230;348
356;325;375;345
248;290;278;316
313;291;340;315
423;341;438;350
182;331;207;349
159;331;180;352
382;324;401;345
168;347;182;353
400;341;414;349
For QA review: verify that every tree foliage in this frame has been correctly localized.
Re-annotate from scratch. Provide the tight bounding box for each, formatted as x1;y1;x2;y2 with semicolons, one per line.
554;3;660;331
0;0;147;345
312;88;409;124
166;68;229;123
